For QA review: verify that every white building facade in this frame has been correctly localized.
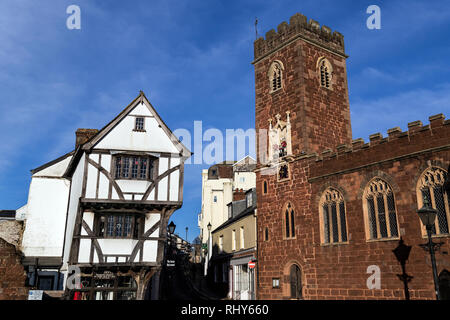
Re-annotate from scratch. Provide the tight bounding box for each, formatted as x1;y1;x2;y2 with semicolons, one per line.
19;92;190;300
197;156;256;275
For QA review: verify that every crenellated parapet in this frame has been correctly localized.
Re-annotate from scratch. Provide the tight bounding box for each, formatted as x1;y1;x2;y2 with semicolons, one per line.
290;114;450;178
254;13;346;61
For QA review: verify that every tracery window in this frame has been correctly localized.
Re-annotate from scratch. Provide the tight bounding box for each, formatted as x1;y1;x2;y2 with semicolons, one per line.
318;58;332;89
268;61;284;92
363;178;399;240
319;188;348;244
417;167;450;236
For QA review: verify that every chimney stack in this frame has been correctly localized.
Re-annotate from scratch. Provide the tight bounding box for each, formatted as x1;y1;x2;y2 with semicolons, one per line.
75;128;98;148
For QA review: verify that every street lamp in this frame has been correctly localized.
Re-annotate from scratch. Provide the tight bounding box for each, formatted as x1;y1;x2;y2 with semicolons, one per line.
168;221;176;235
417;196;441;300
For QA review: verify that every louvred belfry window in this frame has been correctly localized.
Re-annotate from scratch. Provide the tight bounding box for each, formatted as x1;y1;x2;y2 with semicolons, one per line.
318;58;332;89
114;155;154;180
417;167;450;236
320;188;348;244
269;61;283;93
364;178;399;240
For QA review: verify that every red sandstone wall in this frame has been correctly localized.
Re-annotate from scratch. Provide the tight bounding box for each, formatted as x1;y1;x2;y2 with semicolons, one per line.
256;118;450;300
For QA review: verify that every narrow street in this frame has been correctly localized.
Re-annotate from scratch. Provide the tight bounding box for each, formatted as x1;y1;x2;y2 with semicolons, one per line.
161;250;221;300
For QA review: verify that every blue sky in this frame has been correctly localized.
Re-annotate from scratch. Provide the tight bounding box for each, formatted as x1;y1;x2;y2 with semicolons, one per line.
0;0;449;242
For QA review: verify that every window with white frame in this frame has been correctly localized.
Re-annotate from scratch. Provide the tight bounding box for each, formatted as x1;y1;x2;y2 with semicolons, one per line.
240;227;244;249
246;192;253;207
232;230;236;251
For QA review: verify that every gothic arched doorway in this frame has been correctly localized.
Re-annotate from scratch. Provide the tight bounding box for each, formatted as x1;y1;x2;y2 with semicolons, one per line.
439;269;450;300
289;264;302;299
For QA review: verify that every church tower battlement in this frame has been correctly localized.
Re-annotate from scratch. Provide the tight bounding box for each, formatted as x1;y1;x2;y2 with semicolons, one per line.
253;13;352;168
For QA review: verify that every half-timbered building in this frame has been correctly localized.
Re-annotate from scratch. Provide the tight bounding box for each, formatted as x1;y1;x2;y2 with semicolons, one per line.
20;91;191;300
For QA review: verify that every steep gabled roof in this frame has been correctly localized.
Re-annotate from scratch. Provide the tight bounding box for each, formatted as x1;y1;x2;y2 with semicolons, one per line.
63;91;191;178
83;91;191;156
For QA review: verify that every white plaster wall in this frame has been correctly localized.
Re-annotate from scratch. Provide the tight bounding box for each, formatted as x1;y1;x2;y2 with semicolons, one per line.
21;177;70;257
78;239;91;263
83;211;95;234
142;240;157;262
63;153;86;265
97;239;138;255
85;159;98;199
233;171;256;191
97;154;111;199
144;213;160;236
142;214;159;261
15;204;27;221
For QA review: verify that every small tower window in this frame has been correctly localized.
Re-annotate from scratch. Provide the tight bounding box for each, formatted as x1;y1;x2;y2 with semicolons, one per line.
268;60;284;93
318;58;333;89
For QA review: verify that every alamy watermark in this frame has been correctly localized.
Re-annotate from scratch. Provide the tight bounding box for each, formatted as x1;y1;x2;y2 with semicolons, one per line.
366;5;381;30
66;5;81;30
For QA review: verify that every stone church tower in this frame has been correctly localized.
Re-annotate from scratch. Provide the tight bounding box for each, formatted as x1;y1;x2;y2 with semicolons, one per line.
254;13;450;300
254;13;352;162
253;12;353;299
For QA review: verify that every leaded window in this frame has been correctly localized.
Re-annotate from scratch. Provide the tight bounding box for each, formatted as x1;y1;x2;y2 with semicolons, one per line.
97;214;140;239
114;155;154;180
320;188;348;244
417;167;450;236
134;117;145;131
364;178;399;240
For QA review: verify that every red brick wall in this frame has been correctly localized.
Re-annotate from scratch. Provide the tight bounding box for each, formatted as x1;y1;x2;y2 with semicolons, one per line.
0;238;28;300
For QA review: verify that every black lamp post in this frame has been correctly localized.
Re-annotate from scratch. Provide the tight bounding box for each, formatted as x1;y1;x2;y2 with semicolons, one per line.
168;221;176;235
417;196;441;300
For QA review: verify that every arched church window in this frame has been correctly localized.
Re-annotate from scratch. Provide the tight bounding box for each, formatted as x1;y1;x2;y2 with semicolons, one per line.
319;188;348;244
416;167;450;236
363;178;400;240
284;202;295;239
